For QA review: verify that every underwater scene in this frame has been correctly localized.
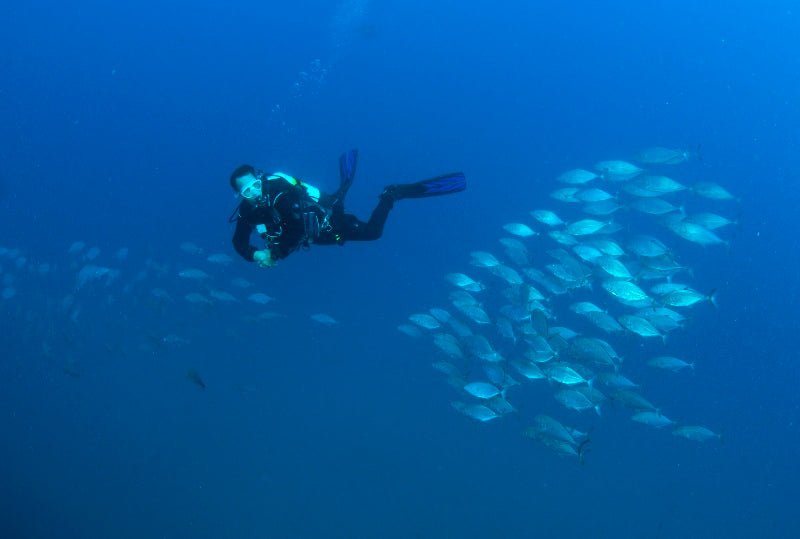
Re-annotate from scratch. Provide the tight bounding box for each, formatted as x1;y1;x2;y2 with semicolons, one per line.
1;1;798;538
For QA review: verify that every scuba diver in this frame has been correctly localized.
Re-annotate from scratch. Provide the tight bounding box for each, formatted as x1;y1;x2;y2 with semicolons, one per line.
230;149;466;268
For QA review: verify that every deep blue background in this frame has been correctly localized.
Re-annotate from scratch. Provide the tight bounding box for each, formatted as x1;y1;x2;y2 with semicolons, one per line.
1;1;798;537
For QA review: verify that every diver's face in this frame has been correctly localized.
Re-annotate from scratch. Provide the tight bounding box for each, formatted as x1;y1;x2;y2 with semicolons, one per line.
235;173;263;203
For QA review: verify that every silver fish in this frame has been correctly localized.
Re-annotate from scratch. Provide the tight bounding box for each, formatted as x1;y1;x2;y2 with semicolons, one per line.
635;147;690;165
692;182;736;201
409;313;441;330
445;272;485;292
632;411;675;428
451;401;499;422
685;212;736;230
662;288;717;308
463;382;502;400
602;280;650;303
550;187;581;203
555;389;597;413
469;251;501;267
575;188;615;203
629;198;682;215
531;209;565;227
618;315;664;341
672;425;721;442
503;223;537;237
668;221;727;246
594;160;643;181
647;356;695;372
545;363;588;385
566;219;608;236
557;168;598;185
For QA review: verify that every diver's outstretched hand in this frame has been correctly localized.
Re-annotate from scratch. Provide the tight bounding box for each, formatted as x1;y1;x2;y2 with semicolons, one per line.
253;249;276;269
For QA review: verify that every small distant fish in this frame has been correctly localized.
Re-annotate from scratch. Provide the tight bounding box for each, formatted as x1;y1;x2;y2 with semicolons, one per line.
311;313;338;326
575;188;614;203
489;264;523;285
429;308;452;323
635;147;691;165
692;182;736;201
185;292;212;305
554;389;597;413
209;289;238;303
84;246;101;261
661;288;717;308
531;210;565;227
550;187;580;203
629;198;682;216
566;219;607;236
458;304;491;325
397;324;423;338
68;241;86;256
572;244;603;262
247;292;274;305
180;242;205;255
582;199;623;216
627;235;669;258
433;333;463;358
571;302;603;315
588;238;625;257
178;268;211;280
672;425;721;442
409;313;441;330
207;253;233;265
647;356;695;372
685;212;736;230
636;175;687;194
463;382;502;400
631;411;674;428
445;273;485;292
618;315;664;341
667;221;727;247
594;160;643;181
544;363;587;385
596;256;633;280
469;251;500;268
612;390;657;412
602;280;650;303
451;401;499;422
557;169;598;185
231;277;253;288
503;223;537;237
186;369;206;390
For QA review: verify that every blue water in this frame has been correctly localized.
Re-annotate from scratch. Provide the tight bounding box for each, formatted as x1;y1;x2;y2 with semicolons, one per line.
1;1;798;537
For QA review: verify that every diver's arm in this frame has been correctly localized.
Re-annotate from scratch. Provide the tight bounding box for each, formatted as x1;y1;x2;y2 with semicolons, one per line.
232;219;258;261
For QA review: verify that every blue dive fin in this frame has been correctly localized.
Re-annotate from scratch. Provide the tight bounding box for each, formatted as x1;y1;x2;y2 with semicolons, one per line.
337;149;359;198
384;172;466;200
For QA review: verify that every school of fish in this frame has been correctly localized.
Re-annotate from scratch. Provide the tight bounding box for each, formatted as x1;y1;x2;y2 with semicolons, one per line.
399;147;729;461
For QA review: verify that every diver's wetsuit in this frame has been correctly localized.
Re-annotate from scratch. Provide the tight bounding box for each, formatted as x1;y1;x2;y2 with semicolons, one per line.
232;174;394;262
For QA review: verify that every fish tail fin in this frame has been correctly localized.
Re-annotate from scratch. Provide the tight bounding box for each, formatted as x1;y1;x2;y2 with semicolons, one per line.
708;289;719;309
577;437;591;465
594;404;602;417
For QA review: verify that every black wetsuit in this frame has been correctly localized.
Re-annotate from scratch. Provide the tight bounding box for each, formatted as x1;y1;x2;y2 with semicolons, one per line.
232;174;394;262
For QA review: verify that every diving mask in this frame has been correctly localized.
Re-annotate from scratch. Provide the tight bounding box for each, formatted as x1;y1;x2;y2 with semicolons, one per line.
240;177;263;200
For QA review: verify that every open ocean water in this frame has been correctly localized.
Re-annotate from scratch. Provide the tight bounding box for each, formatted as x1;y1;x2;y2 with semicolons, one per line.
1;1;798;538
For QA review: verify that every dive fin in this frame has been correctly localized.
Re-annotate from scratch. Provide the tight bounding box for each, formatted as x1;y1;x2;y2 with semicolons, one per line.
337;149;359;199
383;172;466;201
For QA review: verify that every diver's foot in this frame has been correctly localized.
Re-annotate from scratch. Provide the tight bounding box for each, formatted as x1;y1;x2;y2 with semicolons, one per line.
380;185;400;202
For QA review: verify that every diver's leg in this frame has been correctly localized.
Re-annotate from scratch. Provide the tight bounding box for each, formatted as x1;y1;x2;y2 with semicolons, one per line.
336;197;394;242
